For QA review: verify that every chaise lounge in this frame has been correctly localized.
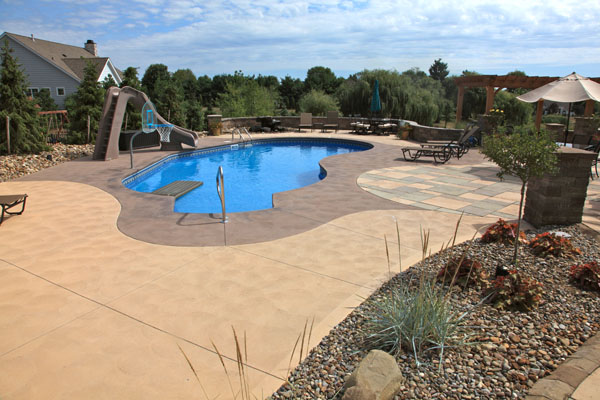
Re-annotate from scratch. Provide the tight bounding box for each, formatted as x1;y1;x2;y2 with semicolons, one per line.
0;194;28;225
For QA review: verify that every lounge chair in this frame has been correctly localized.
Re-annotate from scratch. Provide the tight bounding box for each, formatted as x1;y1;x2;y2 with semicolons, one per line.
350;115;369;134
421;125;479;159
322;111;339;132
0;194;28;225
298;113;312;131
401;146;452;164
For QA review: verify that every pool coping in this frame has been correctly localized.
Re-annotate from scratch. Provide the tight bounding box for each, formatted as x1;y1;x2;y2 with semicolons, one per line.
17;133;488;246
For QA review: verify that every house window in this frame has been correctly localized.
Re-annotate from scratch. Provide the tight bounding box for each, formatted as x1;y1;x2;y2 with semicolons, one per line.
57;87;65;96
26;87;39;97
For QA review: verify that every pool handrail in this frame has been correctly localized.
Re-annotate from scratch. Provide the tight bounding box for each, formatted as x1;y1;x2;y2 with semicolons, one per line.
216;166;228;223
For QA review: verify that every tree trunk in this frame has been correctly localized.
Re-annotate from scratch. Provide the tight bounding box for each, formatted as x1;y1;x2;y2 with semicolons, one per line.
512;181;527;266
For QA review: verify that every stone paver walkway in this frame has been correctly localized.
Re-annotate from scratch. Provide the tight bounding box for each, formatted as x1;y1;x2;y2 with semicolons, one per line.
359;162;600;223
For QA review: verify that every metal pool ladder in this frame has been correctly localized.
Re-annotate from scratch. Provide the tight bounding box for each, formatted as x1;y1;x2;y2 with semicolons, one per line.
216;166;228;223
232;127;253;143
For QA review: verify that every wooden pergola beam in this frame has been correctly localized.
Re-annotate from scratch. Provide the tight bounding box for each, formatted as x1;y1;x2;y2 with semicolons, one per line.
453;74;600;123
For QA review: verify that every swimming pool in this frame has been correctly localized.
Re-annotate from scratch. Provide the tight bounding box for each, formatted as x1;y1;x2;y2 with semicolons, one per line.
123;138;372;213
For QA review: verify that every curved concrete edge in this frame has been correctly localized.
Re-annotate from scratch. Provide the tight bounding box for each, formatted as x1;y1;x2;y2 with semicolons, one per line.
526;223;600;400
526;335;600;400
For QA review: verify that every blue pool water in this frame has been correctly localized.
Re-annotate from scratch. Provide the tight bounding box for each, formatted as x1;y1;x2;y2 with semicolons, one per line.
124;139;371;213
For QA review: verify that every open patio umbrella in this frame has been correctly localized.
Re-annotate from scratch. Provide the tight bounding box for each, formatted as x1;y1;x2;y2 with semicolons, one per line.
371;79;382;115
517;73;600;142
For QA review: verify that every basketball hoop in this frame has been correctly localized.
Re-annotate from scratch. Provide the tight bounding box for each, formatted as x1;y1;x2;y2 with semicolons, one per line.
156;124;174;143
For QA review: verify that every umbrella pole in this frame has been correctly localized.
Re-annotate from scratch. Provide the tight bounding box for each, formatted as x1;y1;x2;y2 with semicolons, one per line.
563;103;572;145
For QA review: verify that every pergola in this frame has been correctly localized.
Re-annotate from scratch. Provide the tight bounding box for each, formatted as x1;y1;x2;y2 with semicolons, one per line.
453;74;600;129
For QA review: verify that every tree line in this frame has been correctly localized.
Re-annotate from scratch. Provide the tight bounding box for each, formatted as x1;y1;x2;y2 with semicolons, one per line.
1;36;535;154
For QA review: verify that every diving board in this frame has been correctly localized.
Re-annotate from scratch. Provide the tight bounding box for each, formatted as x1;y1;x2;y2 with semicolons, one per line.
152;181;203;198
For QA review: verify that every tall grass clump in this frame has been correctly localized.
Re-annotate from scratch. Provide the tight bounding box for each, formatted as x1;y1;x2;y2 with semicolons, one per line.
361;217;475;368
362;278;472;367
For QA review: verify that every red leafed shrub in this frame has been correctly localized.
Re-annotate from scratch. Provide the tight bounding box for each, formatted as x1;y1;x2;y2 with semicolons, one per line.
484;270;544;311
529;232;581;259
437;257;487;287
569;262;600;292
481;219;527;245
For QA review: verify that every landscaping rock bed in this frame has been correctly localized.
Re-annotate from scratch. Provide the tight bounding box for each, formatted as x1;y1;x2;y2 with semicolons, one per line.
270;224;600;399
0;143;94;182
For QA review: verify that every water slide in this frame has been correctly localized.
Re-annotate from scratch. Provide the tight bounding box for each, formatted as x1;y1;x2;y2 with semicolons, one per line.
93;86;199;161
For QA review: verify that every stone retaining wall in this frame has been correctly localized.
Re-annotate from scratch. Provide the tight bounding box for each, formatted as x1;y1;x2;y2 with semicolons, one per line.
524;147;596;227
411;125;462;142
220;116;361;131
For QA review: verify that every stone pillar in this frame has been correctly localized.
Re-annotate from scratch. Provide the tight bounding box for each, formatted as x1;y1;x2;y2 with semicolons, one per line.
207;114;222;136
544;123;565;142
523;147;596;227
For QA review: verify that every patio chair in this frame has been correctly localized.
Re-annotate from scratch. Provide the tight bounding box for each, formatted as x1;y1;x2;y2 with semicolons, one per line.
586;141;600;179
421;125;480;159
298;113;312;131
0;194;28;225
322;111;339;132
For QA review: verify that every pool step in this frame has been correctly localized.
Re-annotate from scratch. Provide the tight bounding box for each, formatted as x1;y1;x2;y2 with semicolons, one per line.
152;180;203;198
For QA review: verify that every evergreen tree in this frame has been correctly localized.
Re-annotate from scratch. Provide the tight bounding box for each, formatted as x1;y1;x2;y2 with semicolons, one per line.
102;73;117;90
429;58;449;82
120;67;141;89
0;40;47;154
66;60;105;143
34;88;58;111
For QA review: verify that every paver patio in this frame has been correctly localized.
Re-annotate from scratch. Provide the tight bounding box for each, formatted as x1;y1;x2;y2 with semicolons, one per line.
0;133;598;398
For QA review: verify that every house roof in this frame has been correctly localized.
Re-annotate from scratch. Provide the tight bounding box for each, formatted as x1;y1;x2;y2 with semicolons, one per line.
63;57;109;81
3;32;120;82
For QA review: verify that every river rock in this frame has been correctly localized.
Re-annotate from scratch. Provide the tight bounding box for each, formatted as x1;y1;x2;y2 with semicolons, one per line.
342;350;404;400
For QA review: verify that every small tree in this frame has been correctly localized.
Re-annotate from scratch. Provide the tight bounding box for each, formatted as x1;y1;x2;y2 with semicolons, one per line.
481;127;558;265
298;89;339;116
218;79;279;117
66;60;105;143
0;40;47;154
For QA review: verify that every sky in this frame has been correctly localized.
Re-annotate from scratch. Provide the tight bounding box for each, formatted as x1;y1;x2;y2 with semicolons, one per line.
1;0;599;81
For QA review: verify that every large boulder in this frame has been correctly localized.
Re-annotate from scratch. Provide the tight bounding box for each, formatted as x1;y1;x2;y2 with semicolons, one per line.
342;350;404;400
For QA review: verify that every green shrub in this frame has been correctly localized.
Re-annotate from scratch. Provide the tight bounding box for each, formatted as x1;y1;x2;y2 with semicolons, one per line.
361;279;472;365
298;89;339;116
529;232;581;259
481;219;527;246
542;114;568;125
437;257;487;287
493;90;533;126
569;262;600;292
484;270;543;311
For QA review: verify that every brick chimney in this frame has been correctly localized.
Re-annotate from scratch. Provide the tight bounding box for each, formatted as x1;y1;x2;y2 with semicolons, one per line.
84;39;97;56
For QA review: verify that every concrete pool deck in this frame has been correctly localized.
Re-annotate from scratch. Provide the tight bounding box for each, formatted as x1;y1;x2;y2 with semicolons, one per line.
0;132;599;399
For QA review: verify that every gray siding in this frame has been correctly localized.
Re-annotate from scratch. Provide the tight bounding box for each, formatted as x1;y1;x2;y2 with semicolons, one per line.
1;36;81;108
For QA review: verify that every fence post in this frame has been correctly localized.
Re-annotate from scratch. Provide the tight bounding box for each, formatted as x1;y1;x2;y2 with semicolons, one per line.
5;115;10;154
87;114;90;143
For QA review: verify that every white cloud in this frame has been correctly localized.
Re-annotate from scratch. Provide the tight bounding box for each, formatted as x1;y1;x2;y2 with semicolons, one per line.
2;0;600;79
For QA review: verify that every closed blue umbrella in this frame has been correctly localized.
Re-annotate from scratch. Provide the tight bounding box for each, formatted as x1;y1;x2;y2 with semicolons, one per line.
371;79;381;114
